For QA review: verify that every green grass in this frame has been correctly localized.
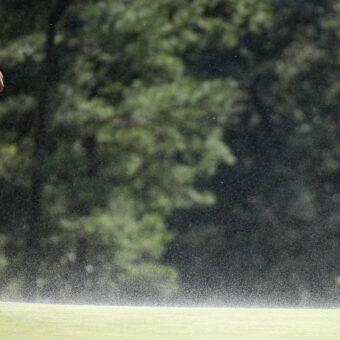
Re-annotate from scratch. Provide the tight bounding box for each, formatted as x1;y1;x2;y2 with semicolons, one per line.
0;302;339;339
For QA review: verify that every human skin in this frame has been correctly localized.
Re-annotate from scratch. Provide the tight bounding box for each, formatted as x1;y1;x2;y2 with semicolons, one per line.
0;72;4;92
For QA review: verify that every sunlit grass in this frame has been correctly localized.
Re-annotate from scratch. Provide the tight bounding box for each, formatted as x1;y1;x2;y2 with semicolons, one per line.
0;302;339;339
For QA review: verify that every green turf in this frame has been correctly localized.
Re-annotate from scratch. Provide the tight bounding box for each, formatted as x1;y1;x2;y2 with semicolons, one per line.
0;302;339;339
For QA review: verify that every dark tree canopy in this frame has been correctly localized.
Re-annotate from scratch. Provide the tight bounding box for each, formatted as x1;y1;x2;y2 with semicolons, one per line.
0;0;339;305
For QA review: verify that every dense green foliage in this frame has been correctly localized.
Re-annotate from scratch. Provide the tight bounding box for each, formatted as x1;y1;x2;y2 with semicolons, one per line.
166;0;340;305
0;0;339;304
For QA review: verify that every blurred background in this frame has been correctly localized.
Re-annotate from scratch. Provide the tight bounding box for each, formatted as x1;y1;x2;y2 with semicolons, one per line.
0;0;339;306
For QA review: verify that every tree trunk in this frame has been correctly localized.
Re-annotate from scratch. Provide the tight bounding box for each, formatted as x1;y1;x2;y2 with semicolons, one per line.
71;237;89;300
24;0;73;301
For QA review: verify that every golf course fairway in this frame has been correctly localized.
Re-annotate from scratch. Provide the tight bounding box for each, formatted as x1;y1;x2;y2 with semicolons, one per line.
0;302;339;339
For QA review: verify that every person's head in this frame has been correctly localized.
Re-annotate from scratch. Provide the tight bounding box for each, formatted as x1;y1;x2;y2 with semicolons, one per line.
0;72;4;92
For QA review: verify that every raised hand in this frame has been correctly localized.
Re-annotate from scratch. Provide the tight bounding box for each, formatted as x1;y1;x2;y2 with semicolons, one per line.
0;72;4;92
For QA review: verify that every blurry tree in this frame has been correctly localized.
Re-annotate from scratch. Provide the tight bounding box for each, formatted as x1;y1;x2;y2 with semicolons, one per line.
0;0;234;302
167;0;340;305
1;0;339;306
